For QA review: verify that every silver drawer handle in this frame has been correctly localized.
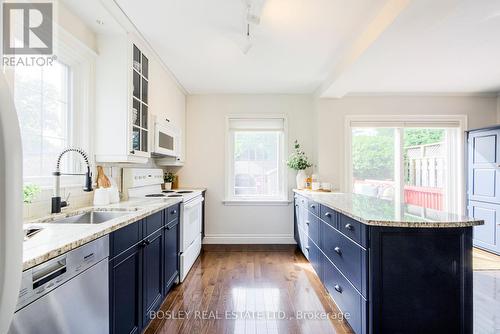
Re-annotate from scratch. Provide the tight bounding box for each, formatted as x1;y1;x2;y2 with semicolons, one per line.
334;284;342;293
334;246;341;255
345;223;354;230
325;212;331;217
310;204;316;209
305;221;310;225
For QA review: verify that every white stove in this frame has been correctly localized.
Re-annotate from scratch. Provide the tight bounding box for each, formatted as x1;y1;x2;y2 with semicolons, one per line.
122;168;203;282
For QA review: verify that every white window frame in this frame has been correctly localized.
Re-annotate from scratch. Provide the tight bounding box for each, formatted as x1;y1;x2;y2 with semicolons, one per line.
345;114;467;214
10;27;96;187
224;114;289;205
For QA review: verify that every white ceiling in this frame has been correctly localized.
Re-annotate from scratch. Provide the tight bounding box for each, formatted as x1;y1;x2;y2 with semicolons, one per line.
65;0;500;96
114;0;387;94
322;0;500;97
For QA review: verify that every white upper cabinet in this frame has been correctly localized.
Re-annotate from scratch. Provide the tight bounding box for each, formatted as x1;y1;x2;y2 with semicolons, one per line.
95;33;151;163
95;31;186;164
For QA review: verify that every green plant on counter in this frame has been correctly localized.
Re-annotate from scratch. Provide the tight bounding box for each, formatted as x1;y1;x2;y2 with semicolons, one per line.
164;172;175;183
287;140;313;171
23;184;41;204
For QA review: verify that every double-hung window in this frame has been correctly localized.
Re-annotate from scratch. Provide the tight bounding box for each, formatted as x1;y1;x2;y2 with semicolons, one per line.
8;32;95;186
226;116;287;202
14;60;72;181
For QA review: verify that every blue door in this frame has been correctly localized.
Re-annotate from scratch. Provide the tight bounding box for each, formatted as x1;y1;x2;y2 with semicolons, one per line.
469;201;500;255
468;129;500;203
468;128;500;255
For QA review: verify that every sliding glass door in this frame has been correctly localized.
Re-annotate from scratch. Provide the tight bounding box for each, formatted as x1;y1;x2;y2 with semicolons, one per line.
351;126;461;213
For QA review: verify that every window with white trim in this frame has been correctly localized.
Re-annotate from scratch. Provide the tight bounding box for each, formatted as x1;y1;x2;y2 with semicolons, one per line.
14;60;72;180
8;32;95;186
346;115;466;214
226;117;287;202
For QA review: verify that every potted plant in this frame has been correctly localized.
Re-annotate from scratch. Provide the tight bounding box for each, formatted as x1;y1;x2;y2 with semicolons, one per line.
163;172;175;190
287;140;313;189
23;184;41;204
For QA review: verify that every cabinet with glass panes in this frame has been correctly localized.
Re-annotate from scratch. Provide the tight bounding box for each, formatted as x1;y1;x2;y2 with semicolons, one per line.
95;33;152;163
131;44;149;155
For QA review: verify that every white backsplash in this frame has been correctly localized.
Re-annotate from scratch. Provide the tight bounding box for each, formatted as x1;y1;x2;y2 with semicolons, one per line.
23;185;94;220
23;161;167;221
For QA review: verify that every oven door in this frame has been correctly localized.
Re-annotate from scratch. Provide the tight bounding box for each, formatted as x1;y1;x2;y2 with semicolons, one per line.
154;122;178;157
180;196;204;252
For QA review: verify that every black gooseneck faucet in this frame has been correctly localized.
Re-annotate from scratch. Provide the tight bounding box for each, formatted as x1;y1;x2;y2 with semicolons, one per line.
51;148;93;214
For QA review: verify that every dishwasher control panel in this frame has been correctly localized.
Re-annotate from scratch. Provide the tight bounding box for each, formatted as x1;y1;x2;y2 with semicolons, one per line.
16;235;109;311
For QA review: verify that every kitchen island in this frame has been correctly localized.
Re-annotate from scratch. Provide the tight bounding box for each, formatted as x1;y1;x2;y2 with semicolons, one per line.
293;190;483;334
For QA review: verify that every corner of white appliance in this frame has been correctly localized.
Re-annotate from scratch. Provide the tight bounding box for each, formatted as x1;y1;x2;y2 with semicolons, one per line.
0;73;24;334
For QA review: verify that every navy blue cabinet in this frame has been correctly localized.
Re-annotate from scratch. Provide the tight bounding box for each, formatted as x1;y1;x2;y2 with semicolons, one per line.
109;244;142;334
163;218;179;294
109;204;181;334
294;194;473;334
142;228;164;325
468;127;500;255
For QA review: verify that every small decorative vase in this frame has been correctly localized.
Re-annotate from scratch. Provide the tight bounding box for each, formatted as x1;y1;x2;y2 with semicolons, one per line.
163;182;172;190
296;170;307;189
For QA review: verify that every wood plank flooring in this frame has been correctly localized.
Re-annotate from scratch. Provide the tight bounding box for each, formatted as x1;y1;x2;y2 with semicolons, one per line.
145;246;353;334
145;246;500;334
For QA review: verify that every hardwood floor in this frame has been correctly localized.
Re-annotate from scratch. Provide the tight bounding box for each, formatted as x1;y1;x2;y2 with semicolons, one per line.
145;246;353;334
145;246;500;334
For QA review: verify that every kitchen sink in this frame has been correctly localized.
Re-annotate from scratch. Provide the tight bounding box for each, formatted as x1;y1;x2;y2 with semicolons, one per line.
23;226;44;240
50;211;136;225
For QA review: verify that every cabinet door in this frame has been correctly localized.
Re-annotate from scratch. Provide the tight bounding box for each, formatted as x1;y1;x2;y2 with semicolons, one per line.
309;241;322;281
130;43;150;157
469;200;500;254
109;247;142;334
164;219;179;294
142;230;164;326
468;129;500;203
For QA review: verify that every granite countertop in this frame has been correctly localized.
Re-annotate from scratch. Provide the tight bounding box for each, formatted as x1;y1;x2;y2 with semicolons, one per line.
22;197;182;271
294;189;484;228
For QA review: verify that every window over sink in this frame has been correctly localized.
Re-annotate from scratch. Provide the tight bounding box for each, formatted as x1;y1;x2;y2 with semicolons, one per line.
225;116;287;203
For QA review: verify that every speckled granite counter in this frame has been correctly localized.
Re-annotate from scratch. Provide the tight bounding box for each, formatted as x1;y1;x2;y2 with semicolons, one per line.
294;189;483;228
22;197;182;271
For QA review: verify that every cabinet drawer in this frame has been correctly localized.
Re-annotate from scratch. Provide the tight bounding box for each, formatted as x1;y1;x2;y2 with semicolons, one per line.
320;204;337;228
296;195;307;209
339;214;367;247
308;199;320;216
323;255;367;334
110;219;143;258
322;223;367;297
167;204;180;223
144;211;163;237
307;212;321;247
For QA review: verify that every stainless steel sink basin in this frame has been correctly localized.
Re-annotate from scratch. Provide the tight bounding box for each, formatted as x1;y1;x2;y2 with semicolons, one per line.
50;211;135;225
24;226;43;240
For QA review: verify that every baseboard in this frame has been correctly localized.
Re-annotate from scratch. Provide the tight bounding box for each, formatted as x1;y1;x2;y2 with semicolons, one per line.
203;233;296;244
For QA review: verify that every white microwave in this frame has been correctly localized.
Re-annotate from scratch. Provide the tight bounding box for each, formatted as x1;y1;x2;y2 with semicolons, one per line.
153;120;180;157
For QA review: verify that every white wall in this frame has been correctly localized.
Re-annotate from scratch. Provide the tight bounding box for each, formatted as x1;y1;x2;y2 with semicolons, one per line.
178;95;314;244
315;96;499;191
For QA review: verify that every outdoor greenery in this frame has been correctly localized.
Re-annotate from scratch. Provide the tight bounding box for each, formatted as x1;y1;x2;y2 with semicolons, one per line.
352;129;394;180
23;184;41;204
404;129;444;147
287;140;313;171
352;128;444;180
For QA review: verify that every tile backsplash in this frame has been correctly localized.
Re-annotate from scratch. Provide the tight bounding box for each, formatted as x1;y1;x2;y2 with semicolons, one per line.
23;163;164;221
23;185;94;220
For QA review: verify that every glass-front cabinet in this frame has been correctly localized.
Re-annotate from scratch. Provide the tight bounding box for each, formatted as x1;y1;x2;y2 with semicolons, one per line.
95;33;152;163
131;44;149;156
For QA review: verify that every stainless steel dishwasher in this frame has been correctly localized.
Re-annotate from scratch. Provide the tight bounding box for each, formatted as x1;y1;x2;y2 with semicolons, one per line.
9;236;109;334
